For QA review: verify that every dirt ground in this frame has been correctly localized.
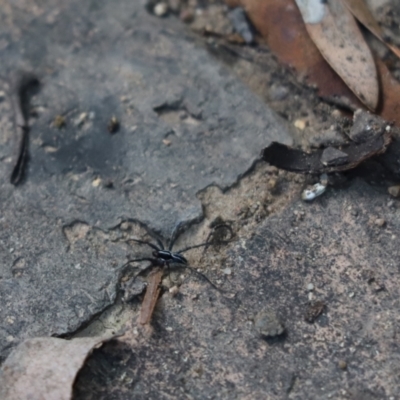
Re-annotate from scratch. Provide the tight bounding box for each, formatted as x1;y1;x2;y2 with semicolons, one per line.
1;0;400;399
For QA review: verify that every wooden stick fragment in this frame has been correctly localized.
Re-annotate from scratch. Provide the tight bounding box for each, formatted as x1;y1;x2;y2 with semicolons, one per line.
139;267;162;325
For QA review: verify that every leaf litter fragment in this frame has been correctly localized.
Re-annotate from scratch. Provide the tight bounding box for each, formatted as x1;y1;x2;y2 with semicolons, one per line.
262;110;392;174
226;0;363;108
342;0;400;59
227;0;400;125
294;0;379;110
0;335;117;400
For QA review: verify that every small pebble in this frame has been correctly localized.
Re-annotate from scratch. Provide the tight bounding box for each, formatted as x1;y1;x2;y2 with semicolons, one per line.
165;326;173;332
222;267;232;275
338;360;347;370
154;2;168;17
388;185;400;198
254;310;285;338
307;283;314;292
169;285;179;297
75;112;87;127
108;116;119;134
375;218;386;227
44;146;58;153
348;292;355;298
92;177;102;187
267;178;277;190
302;182;326;201
269;85;289;101
228;7;254;44
120;222;130;231
294;119;307;130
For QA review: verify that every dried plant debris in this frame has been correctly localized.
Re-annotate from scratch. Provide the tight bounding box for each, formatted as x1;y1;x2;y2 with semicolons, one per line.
53;115;66;129
0;336;116;400
295;0;379;110
304;301;325;323
9;72;40;185
262;111;392;174
107;116;119;134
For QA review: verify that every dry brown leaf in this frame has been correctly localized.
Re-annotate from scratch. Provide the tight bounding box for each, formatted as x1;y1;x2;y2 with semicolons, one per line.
0;335;116;400
376;57;400;126
295;0;379;110
342;0;400;58
228;0;362;108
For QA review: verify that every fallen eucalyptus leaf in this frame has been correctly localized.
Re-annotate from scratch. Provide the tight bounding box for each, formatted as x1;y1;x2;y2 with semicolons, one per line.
342;0;400;58
375;57;400;126
0;335;117;400
294;0;379;110
226;0;362;108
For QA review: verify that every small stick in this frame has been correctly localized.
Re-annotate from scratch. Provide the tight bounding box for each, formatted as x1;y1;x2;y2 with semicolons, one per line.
9;72;40;185
139;267;163;325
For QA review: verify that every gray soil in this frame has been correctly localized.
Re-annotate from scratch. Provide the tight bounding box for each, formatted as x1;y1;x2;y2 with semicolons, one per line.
1;0;400;399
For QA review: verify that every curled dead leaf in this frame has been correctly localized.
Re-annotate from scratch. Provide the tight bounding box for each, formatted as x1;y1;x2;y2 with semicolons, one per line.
0;335;117;400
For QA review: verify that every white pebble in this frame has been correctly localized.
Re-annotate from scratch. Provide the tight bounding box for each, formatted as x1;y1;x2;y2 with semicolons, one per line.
302;183;326;201
154;2;168;16
169;286;179;297
307;283;315;291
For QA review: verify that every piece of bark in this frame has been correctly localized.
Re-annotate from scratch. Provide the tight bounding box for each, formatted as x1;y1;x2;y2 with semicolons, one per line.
262;132;391;174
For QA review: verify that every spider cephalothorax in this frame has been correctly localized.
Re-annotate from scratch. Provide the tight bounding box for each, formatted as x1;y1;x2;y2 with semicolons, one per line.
119;223;233;290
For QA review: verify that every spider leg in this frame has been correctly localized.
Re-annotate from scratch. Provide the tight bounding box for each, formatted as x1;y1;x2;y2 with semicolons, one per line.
130;262;158;280
176;239;231;254
165;261;178;285
168;221;186;250
172;265;222;292
116;257;156;272
176;224;234;255
126;238;160;252
133;221;166;250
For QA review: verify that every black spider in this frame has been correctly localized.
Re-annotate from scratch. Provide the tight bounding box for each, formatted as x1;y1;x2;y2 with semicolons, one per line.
119;223;234;290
